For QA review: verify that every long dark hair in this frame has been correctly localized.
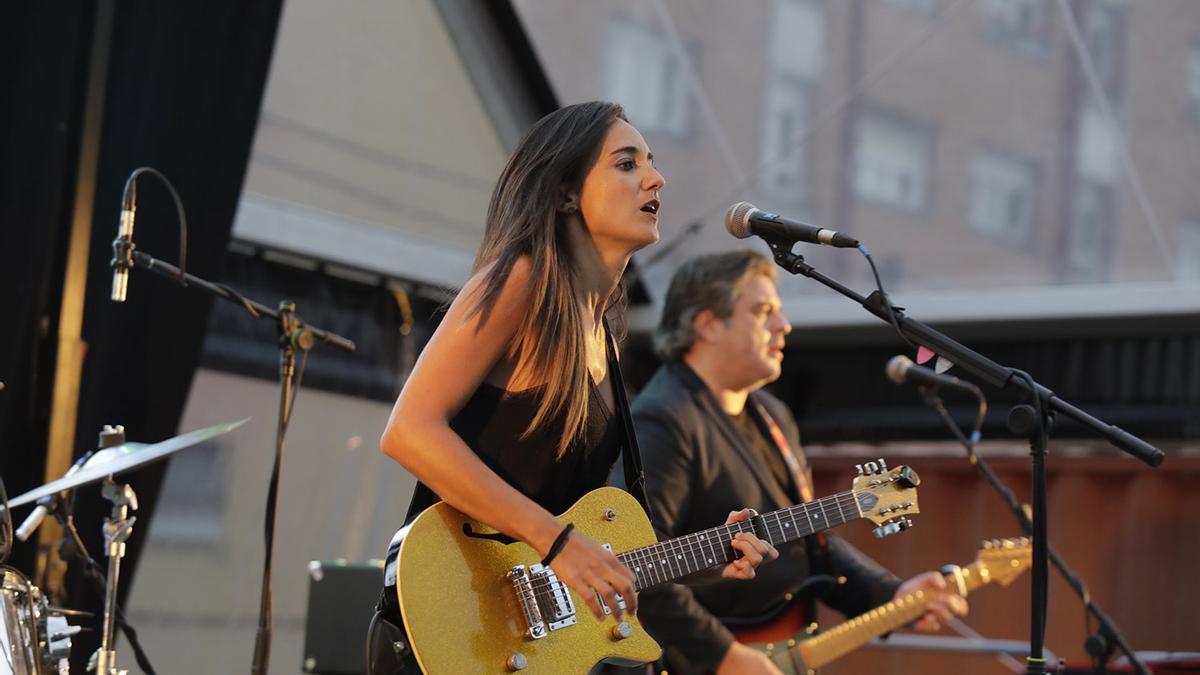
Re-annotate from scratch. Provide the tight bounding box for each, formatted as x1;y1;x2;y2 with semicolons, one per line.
467;101;628;457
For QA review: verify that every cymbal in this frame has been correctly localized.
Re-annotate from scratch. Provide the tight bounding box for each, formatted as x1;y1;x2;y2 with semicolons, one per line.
8;419;248;508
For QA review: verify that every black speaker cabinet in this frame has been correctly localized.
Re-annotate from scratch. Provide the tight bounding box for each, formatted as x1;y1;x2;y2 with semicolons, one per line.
302;559;384;675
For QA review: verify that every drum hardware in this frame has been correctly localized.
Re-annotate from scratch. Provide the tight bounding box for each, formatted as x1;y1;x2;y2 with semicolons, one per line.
89;477;136;675
2;565;80;675
5;420;246;674
8;420;247;511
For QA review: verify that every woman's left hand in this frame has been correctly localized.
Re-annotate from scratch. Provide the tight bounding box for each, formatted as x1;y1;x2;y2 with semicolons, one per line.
895;571;969;632
718;508;779;580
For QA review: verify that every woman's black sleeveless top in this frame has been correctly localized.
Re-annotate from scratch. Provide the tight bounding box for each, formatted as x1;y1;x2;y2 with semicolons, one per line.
405;376;623;521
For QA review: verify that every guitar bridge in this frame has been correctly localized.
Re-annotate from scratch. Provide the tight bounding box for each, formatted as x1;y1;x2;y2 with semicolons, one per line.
528;564;577;630
508;564;577;640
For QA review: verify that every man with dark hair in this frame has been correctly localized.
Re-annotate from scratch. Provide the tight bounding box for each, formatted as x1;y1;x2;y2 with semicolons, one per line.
631;250;966;674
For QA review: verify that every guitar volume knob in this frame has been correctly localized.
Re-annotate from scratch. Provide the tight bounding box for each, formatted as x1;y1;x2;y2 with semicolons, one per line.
611;621;634;640
506;653;528;671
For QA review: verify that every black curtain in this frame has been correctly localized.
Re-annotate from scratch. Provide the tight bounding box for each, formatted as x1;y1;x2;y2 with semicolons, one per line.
2;2;283;670
0;5;98;575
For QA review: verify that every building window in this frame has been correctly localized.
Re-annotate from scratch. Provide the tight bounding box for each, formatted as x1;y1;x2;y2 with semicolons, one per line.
970;150;1036;244
985;0;1050;56
853;111;930;212
1180;221;1200;280
1081;3;1124;101
759;77;811;210
1188;42;1200;119
1065;180;1113;283
606;18;689;136
768;0;825;79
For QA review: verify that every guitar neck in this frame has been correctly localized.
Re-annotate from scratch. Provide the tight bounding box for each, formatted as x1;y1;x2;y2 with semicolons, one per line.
800;563;988;669
617;490;862;592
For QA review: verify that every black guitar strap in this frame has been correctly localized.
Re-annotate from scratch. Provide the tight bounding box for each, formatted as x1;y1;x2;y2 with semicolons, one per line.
603;318;654;521
401;320;653;525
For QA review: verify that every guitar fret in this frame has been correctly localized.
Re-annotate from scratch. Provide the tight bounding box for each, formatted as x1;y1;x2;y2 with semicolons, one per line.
616;484;908;592
832;492;848;523
691;530;705;571
785;502;801;540
698;530;714;569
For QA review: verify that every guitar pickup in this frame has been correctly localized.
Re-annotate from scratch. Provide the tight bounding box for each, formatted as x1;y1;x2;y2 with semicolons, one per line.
527;563;577;631
598;543;627;616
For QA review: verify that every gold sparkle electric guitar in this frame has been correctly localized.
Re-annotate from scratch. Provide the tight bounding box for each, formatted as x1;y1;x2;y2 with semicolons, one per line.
387;460;920;674
731;537;1033;674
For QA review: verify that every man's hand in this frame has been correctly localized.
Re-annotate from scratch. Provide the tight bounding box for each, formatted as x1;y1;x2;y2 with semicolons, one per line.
894;571;969;632
719;509;780;580
716;642;785;675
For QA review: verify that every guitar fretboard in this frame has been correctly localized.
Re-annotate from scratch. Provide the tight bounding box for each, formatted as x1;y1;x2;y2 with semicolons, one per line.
801;563;987;668
616;490;863;591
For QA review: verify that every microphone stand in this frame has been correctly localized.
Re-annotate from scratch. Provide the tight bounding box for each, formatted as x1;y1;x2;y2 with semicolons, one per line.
763;241;1163;675
123;248;355;675
919;391;1150;675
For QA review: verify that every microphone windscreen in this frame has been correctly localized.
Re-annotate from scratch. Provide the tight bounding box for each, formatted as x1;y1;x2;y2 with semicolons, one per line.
885;355;912;385
724;202;756;239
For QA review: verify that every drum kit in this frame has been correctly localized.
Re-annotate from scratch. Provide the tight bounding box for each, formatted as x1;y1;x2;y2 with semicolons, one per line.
2;419;245;675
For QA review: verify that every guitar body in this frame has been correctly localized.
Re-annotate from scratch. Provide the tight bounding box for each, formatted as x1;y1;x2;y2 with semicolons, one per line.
389;463;922;673
730;604;816;675
395;487;662;674
730;537;1033;675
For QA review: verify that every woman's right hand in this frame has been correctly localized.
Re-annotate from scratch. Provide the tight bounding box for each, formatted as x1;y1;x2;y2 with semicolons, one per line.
544;530;638;621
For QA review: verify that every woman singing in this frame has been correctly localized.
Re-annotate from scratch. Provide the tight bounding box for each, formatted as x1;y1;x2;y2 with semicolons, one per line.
375;102;776;672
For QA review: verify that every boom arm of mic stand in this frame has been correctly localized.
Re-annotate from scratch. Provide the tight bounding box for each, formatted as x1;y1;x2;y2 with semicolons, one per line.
130;250;356;352
923;395;1151;675
769;246;1163;467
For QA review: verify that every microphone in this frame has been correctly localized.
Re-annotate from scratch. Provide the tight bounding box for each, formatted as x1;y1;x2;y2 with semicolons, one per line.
725;202;859;248
885;355;979;395
15;456;90;542
111;199;136;302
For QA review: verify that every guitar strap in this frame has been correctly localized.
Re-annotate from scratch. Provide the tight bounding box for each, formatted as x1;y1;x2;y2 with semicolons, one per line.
604;318;654;520
750;398;834;603
400;320;653;525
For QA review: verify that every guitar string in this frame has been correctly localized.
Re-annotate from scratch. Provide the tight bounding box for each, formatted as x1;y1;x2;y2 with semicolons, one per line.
524;491;866;594
525;491;873;596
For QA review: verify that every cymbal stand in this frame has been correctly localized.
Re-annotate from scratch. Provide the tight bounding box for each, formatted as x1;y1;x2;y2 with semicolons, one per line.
94;478;137;675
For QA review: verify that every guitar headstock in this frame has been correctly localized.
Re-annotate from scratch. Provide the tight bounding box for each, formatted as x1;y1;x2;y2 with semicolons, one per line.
850;459;921;538
975;537;1032;586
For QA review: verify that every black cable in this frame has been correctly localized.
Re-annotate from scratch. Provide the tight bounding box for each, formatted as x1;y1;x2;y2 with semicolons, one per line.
364;610;383;674
121;167;188;284
0;473;13;565
923;390;1150;675
285;347;308;431
857;244;918;351
253;337;309;675
58;510;157;675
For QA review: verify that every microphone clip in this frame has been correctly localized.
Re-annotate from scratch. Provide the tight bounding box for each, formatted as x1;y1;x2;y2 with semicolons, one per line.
110;235;136;273
765;240;815;276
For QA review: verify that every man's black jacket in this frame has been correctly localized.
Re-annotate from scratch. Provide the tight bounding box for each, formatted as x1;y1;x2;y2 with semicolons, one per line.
619;361;901;674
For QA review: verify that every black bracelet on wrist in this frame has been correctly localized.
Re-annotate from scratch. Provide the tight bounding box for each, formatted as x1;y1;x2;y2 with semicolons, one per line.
541;523;575;566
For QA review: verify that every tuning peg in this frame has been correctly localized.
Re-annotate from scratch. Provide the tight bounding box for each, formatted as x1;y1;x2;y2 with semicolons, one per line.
894;465;921;488
855;464;864;476
877;458;888;472
897;518;913;531
872;521;899;538
865;460;880;475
